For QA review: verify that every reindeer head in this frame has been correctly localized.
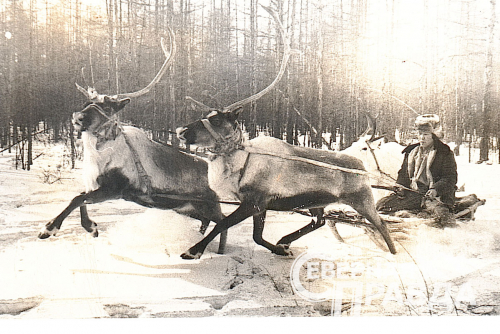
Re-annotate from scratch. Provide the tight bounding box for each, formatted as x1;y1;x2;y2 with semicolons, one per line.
178;5;290;153
74;28;175;135
73;96;130;133
177;109;242;152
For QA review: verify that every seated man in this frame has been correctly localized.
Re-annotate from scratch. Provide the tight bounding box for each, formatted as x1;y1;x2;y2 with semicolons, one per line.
376;114;457;226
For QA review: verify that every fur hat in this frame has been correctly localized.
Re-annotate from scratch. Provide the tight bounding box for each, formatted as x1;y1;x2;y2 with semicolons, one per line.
415;114;442;137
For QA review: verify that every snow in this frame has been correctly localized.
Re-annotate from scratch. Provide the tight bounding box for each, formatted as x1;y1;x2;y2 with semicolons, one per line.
1;140;500;319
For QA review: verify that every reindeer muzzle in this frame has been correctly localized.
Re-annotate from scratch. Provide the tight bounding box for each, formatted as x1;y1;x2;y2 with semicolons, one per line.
72;112;84;130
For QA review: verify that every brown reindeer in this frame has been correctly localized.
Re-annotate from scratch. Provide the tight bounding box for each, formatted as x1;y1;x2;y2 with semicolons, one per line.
39;28;227;253
175;7;396;260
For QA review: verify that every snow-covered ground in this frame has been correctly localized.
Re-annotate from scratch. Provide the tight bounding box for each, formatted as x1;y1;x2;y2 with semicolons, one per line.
1;140;499;319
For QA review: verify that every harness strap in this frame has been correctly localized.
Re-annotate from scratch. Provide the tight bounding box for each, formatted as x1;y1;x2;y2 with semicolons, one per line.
88;103;112;120
121;130;153;196
201;119;225;141
238;151;251;184
200;116;368;175
201;118;243;154
243;146;368;175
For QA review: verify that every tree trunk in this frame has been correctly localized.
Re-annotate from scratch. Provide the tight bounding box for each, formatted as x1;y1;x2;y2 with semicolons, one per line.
249;0;258;139
106;0;117;92
285;0;296;144
315;5;324;148
479;0;496;162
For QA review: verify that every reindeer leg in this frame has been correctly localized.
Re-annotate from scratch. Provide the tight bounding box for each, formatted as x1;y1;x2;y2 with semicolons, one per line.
345;188;397;254
251;211;291;256
275;208;326;247
39;188;113;239
218;230;228;254
199;219;210;235
80;204;98;237
206;203;228;255
195;218;227;255
39;192;88;239
181;202;257;260
191;201;228;254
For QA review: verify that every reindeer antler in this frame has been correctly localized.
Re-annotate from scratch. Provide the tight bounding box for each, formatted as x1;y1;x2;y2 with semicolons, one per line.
221;5;291;113
76;27;176;101
117;27;176;98
361;111;378;142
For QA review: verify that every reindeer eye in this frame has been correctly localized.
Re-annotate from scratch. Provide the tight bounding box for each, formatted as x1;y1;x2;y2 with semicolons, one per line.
362;147;368;151
209;117;221;127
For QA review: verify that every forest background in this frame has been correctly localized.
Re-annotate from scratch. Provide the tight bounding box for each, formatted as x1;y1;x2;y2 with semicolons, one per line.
1;0;499;170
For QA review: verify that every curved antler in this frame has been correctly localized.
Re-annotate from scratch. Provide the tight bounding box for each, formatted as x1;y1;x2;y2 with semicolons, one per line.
222;5;291;113
75;81;91;99
361;111;377;142
75;83;101;101
75;27;176;100
117;27;176;98
185;96;213;112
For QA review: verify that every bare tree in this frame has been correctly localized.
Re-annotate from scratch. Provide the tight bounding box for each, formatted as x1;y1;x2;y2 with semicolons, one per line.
479;0;496;162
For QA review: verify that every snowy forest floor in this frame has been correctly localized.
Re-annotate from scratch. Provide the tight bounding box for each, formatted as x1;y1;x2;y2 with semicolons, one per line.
1;140;500;319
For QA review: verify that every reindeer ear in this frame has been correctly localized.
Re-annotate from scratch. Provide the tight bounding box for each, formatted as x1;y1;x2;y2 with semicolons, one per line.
233;106;244;116
227;108;242;123
116;98;131;111
103;95;130;112
227;106;243;122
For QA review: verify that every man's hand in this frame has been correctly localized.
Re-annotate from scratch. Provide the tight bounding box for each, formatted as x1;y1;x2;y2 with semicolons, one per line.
425;189;438;199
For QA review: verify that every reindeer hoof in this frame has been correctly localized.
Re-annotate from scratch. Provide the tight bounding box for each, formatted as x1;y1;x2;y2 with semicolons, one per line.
274;244;293;256
83;222;99;238
38;226;58;239
181;251;202;260
38;231;50;239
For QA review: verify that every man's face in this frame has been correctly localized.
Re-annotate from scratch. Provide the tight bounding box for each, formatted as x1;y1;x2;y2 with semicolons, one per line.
418;131;434;149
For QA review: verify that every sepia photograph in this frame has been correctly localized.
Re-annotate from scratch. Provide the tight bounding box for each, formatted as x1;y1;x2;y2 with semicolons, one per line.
1;0;500;327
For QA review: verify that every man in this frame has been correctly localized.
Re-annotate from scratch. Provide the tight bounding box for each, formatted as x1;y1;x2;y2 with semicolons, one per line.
376;114;457;226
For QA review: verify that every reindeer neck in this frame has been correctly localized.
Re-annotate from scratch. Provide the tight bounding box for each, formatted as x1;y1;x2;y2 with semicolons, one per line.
92;118;122;146
207;127;244;156
207;147;249;201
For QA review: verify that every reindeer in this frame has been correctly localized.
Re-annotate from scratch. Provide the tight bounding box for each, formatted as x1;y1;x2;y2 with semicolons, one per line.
342;112;404;201
39;29;227;253
175;6;396;260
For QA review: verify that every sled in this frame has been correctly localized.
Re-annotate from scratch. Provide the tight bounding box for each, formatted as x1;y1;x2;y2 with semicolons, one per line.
294;193;485;243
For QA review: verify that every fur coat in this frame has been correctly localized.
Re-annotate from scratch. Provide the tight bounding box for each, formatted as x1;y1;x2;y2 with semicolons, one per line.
397;135;457;207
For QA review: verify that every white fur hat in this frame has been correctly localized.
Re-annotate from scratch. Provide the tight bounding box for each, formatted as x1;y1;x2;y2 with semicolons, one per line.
415;114;442;137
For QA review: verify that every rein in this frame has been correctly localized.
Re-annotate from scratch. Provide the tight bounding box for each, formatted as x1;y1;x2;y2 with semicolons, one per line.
365;140;398;183
242;147;368;175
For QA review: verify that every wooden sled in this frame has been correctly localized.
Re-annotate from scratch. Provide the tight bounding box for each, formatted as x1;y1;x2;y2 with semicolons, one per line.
294;194;485;245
